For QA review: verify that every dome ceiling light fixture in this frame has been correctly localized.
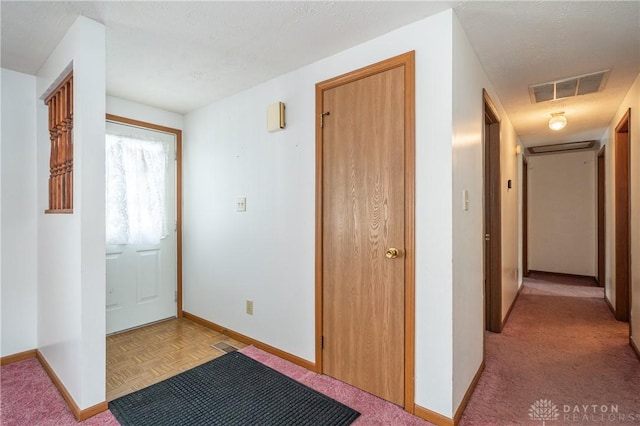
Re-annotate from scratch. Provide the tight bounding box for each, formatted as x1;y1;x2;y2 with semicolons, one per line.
549;112;567;131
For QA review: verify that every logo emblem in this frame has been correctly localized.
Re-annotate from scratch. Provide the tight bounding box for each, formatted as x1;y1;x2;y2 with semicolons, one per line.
529;399;559;425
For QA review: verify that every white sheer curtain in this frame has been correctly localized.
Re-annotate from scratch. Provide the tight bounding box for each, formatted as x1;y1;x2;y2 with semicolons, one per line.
106;134;169;245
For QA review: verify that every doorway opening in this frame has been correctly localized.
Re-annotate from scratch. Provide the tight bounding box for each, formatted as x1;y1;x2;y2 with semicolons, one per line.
597;147;606;288
522;155;529;278
483;90;503;333
614;109;631;322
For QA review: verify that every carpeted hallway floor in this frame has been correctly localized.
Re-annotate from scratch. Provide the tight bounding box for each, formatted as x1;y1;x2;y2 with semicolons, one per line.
461;275;640;425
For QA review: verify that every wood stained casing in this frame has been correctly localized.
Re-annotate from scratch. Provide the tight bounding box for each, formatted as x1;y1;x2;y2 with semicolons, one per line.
483;89;502;333
614;109;630;322
523;155;529;277
105;114;184;319
45;71;74;213
597;148;606;288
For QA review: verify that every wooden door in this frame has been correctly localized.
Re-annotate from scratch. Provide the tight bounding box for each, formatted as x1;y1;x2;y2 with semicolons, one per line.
523;156;529;277
597;149;605;288
317;53;414;407
615;110;630;322
483;91;502;333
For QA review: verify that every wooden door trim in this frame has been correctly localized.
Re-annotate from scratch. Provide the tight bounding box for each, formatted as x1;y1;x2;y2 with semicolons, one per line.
522;155;529;277
105;114;183;319
314;51;415;411
614;109;630;322
483;90;502;333
483;89;500;123
597;147;606;288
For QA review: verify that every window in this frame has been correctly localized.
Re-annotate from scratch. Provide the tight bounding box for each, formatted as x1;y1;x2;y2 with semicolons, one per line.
45;71;73;213
105;132;169;245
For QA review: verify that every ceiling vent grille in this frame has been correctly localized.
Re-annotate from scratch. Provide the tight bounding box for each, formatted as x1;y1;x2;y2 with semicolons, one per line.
529;70;610;103
527;140;597;155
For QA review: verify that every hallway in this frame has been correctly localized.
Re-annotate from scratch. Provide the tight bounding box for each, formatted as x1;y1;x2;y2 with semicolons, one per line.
461;274;640;425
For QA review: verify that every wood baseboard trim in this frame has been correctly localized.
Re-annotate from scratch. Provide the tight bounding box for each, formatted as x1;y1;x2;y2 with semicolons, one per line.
35;350;108;421
77;401;110;421
413;360;485;426
453;360;485;424
631;336;640;361
528;270;597;285
0;349;37;366
605;296;616;316
183;311;316;372
502;284;524;329
414;405;454;426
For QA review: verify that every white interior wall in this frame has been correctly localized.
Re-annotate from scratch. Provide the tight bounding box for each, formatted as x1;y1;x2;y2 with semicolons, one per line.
184;10;457;418
1;69;38;357
628;75;640;351
602;72;640;347
106;96;184;130
36;16;106;409
451;13;522;412
450;16;485;413
528;150;597;277
500;122;522;319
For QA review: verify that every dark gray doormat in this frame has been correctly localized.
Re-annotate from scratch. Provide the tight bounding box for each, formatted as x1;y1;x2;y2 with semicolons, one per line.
109;351;360;426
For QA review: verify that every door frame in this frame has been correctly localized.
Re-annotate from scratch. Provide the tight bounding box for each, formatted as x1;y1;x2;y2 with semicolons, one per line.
522;155;529;277
314;51;415;411
105;114;184;319
597;146;606;288
483;90;503;333
614;108;631;322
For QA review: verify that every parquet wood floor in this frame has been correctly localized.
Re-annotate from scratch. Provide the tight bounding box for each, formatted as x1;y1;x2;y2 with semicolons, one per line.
106;318;246;401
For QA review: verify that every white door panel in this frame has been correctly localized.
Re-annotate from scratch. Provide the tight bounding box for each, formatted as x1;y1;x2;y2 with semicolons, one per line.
137;248;160;303
106;121;177;334
106;251;124;311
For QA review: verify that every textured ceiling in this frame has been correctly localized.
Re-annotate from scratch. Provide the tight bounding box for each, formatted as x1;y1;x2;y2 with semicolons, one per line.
455;1;640;147
1;1;639;147
0;1;456;114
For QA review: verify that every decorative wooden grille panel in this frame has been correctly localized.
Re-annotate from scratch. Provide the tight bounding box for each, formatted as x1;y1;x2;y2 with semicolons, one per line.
45;72;73;213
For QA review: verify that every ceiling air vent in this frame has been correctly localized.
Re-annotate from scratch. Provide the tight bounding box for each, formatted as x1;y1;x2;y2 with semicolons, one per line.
527;140;597;155
529;70;610;103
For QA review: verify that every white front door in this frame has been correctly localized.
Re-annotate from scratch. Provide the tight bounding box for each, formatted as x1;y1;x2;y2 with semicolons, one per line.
105;121;177;334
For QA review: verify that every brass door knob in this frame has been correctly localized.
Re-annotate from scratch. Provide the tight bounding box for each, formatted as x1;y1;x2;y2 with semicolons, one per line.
385;248;400;259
